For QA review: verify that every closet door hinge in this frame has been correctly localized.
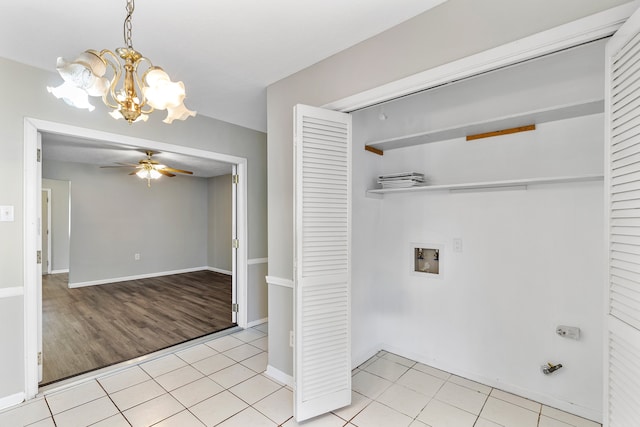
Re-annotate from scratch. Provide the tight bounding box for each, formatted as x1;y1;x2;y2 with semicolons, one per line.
232;239;239;249
36;250;42;264
232;174;239;184
38;352;42;365
232;303;239;313
37;148;41;163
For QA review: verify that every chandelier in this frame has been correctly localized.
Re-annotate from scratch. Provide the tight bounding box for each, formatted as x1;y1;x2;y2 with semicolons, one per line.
47;0;196;124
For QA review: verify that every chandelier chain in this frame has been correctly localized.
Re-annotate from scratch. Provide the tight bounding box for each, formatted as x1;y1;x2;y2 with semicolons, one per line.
124;0;135;49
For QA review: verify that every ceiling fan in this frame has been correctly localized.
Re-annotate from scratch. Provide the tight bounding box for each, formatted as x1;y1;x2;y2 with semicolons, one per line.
101;150;193;187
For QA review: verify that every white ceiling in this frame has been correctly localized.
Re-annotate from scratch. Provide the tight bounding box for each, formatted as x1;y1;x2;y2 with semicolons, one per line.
41;133;234;178
0;0;446;132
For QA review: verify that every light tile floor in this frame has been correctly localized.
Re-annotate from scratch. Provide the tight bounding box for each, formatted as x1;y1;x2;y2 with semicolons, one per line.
0;323;601;427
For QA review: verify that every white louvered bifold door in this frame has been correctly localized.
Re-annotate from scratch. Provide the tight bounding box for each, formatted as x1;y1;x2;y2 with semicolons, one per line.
293;104;351;422
606;6;640;426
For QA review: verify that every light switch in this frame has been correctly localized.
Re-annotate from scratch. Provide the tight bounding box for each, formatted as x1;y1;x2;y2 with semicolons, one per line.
453;238;463;253
0;205;14;222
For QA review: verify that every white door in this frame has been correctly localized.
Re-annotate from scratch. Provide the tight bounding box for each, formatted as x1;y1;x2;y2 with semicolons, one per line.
605;6;640;426
293;104;352;421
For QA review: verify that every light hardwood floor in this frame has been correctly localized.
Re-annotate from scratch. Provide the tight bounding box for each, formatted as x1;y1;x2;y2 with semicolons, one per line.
41;270;234;385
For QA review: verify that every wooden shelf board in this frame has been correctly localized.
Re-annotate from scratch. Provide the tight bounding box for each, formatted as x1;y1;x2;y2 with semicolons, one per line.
367;174;604;195
366;99;604;151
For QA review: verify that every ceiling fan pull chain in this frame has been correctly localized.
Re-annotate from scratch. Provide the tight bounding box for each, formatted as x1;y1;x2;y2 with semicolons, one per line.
124;0;135;49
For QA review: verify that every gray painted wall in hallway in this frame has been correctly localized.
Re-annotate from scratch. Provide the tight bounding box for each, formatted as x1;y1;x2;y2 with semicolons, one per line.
43;159;208;284
0;57;266;402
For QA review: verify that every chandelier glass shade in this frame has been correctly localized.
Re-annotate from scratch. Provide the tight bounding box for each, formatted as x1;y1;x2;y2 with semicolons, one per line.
47;0;196;124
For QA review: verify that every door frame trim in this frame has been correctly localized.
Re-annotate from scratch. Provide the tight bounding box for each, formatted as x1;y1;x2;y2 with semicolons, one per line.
23;118;249;398
41;188;52;275
323;3;636;114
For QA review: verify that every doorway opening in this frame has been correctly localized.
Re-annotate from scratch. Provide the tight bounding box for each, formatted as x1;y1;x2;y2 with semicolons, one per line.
24;118;249;396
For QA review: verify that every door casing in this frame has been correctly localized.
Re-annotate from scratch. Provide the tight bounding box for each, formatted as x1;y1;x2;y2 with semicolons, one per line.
23;118;249;397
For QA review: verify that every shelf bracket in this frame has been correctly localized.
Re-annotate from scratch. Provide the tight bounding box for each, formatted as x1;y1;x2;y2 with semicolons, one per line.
365;145;384;156
466;124;536;141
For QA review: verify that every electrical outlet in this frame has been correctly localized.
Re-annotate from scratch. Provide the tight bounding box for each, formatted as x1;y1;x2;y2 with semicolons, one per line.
556;325;580;340
453;238;463;253
134;253;140;261
0;205;14;222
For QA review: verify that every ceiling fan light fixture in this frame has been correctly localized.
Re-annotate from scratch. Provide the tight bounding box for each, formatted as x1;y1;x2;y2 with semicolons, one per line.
100;151;193;187
136;168;161;180
47;0;196;124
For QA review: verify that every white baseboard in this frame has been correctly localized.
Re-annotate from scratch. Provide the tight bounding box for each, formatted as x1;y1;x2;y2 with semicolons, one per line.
352;343;384;369
50;269;69;274
68;267;210;288
265;365;293;387
207;266;233;276
247;317;268;328
248;258;268;265
0;392;24;412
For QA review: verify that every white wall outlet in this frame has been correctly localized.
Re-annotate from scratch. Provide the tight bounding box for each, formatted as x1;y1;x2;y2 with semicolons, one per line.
453;238;463;253
134;253;141;261
556;325;580;340
0;205;14;222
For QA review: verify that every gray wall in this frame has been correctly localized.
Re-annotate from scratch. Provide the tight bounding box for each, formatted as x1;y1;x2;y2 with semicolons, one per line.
43;159;208;285
208;175;232;272
248;262;268;324
265;0;631;377
0;56;266;402
41;179;70;273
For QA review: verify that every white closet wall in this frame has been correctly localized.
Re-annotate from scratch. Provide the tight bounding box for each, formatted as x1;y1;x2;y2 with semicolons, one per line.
351;39;606;420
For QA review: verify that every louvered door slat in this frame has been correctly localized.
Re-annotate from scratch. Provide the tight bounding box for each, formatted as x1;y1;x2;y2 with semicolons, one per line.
612;135;640;159
611;242;640;255
612;92;640;126
607;319;640;426
612;115;640;139
612;180;640;193
294;104;351;422
612;250;640;265
611;189;640;202
612;132;640;154
606;8;640;425
611;208;640;218
611;67;640;104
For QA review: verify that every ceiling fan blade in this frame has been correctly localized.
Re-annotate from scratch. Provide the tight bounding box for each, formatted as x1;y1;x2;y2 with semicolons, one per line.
157;169;176;177
128;171;138;175
100;165;138;168
162;166;193;175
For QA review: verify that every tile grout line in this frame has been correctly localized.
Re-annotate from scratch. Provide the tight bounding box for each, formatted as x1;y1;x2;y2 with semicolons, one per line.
94;378;131;426
43;397;58;427
472;387;494;427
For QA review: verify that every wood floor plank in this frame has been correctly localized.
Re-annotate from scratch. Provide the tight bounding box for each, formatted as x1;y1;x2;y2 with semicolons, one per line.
42;270;234;385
